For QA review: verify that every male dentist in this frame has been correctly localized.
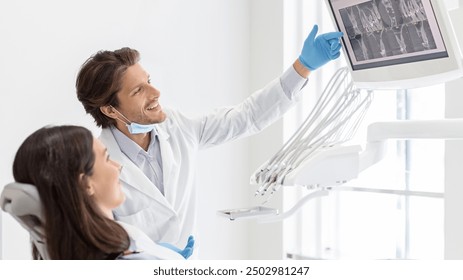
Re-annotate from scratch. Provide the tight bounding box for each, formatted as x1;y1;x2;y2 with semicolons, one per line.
75;24;343;252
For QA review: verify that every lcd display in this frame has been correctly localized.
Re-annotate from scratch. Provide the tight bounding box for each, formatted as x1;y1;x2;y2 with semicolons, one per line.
327;0;448;70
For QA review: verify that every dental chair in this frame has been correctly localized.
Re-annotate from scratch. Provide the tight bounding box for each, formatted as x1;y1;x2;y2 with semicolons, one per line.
0;182;49;259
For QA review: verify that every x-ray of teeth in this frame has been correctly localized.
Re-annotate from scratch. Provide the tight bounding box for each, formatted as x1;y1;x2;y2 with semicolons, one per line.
340;0;437;62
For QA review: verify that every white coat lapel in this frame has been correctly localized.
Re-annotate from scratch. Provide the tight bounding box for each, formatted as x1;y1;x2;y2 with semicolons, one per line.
155;126;175;202
99;128;172;206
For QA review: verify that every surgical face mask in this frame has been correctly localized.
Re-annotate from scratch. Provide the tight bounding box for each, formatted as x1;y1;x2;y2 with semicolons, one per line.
110;106;156;134
126;122;156;134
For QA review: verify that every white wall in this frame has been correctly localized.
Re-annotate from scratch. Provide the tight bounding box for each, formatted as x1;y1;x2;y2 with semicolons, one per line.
0;0;288;259
247;0;285;259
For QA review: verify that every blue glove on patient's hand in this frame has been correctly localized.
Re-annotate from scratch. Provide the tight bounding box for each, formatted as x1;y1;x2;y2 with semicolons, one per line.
159;235;195;259
299;24;343;71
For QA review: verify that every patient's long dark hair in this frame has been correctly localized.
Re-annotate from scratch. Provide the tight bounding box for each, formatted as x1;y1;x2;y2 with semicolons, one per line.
12;125;129;259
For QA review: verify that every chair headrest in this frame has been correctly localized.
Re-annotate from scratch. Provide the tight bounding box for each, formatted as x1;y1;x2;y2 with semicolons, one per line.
1;182;50;259
1;182;45;241
1;182;43;221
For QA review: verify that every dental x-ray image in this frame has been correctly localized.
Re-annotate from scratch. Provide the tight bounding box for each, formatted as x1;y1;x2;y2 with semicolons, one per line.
339;0;437;62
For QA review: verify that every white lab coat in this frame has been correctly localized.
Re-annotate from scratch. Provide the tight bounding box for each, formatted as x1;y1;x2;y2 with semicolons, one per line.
99;75;302;249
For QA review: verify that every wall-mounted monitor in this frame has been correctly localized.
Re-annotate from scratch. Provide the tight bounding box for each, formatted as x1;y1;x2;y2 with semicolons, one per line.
326;0;463;89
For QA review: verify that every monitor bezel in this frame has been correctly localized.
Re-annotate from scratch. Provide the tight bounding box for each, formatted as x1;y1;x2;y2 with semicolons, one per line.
325;0;463;89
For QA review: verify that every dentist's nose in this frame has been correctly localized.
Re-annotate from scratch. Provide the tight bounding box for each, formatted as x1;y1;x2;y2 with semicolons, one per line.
149;84;161;98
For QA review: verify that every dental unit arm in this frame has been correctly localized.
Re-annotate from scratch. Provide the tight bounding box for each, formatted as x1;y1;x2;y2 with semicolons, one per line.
218;67;463;222
264;119;463;223
219;118;463;222
219;67;374;221
291;119;463;188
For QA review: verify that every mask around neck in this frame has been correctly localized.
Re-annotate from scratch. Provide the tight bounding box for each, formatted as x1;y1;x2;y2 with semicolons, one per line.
126;122;156;134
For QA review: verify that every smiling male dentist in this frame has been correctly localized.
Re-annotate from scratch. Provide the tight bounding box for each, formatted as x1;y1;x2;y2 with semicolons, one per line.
75;25;343;254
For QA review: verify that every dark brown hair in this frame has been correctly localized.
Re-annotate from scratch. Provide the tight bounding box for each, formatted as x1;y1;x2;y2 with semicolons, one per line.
76;47;140;128
13;125;129;259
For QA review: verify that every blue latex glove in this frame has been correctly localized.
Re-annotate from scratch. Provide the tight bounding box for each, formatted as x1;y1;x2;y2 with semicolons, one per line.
299;24;343;71
159;235;195;259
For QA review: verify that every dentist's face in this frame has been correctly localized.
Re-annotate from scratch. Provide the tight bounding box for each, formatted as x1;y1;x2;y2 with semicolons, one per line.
114;63;166;125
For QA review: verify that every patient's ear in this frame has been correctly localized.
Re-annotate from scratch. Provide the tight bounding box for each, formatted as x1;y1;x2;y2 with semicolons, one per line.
79;173;95;196
100;105;117;119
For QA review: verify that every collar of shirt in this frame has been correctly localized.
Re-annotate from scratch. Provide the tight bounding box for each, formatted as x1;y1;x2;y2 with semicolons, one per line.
109;126;159;162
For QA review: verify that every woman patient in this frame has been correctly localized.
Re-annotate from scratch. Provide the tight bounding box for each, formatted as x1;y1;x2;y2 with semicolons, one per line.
12;125;194;260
